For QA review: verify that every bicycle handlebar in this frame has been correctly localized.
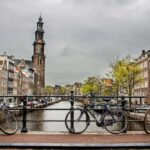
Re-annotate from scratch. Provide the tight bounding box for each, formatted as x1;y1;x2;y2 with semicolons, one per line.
0;102;9;110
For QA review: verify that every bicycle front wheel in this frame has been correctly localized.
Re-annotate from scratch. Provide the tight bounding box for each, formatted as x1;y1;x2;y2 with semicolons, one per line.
65;109;90;134
144;109;150;134
103;109;128;134
0;110;18;135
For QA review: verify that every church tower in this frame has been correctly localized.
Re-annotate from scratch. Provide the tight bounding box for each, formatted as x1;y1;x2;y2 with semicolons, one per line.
32;15;45;95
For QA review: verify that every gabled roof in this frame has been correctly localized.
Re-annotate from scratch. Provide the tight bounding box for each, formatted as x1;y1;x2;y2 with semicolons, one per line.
138;50;150;60
14;59;33;68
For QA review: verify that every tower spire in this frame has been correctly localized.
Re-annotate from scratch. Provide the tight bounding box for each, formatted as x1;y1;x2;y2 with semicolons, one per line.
32;16;45;95
39;13;42;22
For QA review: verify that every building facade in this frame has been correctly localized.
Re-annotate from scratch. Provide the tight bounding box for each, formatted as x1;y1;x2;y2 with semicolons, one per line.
0;53;14;96
73;82;82;95
0;58;8;96
14;59;35;96
32;16;46;95
134;50;150;104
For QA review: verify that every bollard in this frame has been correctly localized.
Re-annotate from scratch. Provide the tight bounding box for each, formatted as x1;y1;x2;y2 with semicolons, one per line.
21;96;28;133
70;91;75;133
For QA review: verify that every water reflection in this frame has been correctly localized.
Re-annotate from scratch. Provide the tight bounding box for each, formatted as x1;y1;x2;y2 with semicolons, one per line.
27;110;44;131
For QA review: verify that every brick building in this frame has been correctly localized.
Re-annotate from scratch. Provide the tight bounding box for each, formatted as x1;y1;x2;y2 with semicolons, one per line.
134;50;150;104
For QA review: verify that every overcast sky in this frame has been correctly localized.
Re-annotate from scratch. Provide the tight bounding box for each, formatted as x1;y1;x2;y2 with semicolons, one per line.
0;0;150;85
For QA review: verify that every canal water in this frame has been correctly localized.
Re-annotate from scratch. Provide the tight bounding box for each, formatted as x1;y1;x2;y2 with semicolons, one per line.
18;101;143;133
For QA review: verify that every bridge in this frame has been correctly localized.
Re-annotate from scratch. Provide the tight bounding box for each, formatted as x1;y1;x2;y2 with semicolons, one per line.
0;93;150;149
0;132;150;149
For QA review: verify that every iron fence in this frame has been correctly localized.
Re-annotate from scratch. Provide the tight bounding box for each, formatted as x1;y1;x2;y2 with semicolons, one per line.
0;92;147;133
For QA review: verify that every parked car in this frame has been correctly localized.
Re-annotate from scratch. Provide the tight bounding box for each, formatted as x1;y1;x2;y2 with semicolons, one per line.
8;103;17;108
32;100;38;106
18;102;23;107
39;98;47;105
27;101;33;107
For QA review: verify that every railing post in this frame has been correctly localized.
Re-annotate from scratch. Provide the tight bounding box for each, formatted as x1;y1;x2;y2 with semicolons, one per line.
140;97;142;105
121;96;126;111
70;91;75;132
121;96;127;133
21;96;28;133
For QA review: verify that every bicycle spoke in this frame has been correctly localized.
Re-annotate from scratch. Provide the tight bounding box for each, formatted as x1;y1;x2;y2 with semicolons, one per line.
104;110;128;134
0;111;18;135
144;109;150;134
65;109;89;134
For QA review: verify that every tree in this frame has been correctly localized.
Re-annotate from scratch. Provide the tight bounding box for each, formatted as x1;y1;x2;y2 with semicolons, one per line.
60;86;66;95
110;56;143;107
81;77;101;95
44;86;54;95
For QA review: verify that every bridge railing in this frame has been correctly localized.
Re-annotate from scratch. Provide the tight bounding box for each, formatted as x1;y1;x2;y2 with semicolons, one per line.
0;92;147;133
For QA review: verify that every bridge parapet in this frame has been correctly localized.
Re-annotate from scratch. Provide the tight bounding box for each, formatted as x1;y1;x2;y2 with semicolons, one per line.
0;92;147;134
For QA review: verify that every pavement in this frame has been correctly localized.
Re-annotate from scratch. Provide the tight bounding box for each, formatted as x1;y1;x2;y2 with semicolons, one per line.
0;131;150;149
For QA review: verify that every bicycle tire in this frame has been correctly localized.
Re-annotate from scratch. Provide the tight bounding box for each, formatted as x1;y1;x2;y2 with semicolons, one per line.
144;109;150;134
65;108;90;134
103;109;128;134
0;110;18;135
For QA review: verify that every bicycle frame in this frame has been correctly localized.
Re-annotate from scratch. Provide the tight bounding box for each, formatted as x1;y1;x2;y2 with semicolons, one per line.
65;96;128;134
79;102;116;127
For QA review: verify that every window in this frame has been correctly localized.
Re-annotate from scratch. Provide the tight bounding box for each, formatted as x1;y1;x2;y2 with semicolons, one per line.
8;72;14;78
143;70;148;78
144;61;147;68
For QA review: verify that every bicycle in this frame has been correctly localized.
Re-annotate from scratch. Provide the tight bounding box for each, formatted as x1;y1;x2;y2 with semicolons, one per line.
65;95;128;134
144;109;150;134
0;101;18;135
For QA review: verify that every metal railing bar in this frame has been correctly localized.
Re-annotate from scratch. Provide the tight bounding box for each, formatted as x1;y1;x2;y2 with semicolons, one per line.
17;119;144;123
0;95;146;98
26;108;71;110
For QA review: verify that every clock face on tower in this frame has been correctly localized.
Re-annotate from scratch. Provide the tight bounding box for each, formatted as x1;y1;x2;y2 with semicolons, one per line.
36;45;42;54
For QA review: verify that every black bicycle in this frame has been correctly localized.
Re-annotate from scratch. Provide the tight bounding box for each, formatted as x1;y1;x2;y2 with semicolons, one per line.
65;96;128;134
0;101;18;135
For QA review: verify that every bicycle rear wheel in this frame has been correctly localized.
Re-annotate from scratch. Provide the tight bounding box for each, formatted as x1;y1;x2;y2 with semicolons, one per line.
144;109;150;134
0;110;18;135
65;109;90;134
103;109;128;134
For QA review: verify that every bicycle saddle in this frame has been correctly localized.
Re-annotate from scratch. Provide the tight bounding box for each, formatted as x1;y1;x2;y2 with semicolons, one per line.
102;98;111;102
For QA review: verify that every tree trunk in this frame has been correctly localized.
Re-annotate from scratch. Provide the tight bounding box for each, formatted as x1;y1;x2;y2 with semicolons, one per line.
129;86;132;108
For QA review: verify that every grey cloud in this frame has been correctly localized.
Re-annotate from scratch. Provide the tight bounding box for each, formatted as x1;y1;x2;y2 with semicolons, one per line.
0;0;150;85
